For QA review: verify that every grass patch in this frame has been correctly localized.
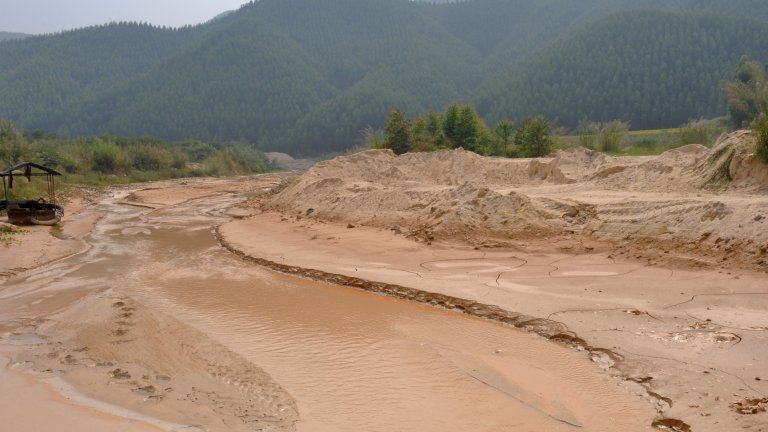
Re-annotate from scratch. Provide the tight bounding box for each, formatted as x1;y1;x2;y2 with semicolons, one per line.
556;123;724;157
0;222;27;246
627;128;681;136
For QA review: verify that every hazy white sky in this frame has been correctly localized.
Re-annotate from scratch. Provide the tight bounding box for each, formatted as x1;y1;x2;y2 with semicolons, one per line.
0;0;249;34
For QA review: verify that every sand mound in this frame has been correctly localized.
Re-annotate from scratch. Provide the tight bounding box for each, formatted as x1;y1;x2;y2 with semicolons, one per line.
528;147;617;183
299;149;532;186
268;135;768;267
269;150;554;239
584;144;709;192
696;130;768;191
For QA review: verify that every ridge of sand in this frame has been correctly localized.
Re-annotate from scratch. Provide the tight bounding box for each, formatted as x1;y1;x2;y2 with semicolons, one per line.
266;131;768;271
0;346;166;432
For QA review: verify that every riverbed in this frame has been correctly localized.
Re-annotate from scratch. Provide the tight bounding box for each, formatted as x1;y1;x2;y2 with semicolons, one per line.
1;177;656;431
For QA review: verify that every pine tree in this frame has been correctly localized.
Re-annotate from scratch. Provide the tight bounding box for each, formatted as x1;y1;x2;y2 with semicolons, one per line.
385;109;411;155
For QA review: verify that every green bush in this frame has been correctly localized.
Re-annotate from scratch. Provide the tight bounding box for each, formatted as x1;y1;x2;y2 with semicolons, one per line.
678;119;720;146
385;109;411;155
129;144;173;171
598;120;629;153
87;138;126;173
514;116;553;157
575;119;629;153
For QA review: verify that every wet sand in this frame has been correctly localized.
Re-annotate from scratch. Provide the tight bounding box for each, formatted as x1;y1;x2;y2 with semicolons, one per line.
221;210;768;432
0;346;164;432
0;176;659;431
138;231;654;431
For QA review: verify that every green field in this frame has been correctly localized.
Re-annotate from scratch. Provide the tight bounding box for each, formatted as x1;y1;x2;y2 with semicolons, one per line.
554;121;726;156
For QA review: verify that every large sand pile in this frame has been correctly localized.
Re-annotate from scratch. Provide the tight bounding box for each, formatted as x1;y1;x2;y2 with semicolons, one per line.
268;149;557;240
268;131;768;268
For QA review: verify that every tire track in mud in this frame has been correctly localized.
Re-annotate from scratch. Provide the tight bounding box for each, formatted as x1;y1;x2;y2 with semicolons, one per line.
213;225;690;431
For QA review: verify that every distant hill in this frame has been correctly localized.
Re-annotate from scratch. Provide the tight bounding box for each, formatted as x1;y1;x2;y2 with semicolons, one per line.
0;0;767;155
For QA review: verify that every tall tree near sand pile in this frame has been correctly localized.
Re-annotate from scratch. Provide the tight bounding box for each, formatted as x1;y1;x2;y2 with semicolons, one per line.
442;104;462;149
577;119;599;150
385;109;411;155
723;55;768;128
443;103;487;152
575;119;629;153
514;116;553;158
494;119;515;156
598;120;630;153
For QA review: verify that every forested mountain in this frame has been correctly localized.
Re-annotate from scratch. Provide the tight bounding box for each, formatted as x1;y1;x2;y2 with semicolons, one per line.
0;0;767;156
0;32;28;42
475;10;768;129
0;24;199;129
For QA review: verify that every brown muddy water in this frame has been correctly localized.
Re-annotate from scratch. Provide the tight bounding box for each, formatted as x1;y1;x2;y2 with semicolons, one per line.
4;191;654;431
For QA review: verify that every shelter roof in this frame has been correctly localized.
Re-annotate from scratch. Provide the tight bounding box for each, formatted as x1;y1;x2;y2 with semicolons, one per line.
0;162;62;177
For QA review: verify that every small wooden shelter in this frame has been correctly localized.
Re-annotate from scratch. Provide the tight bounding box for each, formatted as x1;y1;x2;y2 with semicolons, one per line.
0;162;64;225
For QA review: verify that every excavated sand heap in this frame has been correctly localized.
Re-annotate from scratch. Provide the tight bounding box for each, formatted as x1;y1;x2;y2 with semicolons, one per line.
696;130;768;190
268;132;768;268
268;149;557;239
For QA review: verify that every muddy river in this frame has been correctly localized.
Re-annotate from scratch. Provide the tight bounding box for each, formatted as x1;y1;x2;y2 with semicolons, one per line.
3;190;654;431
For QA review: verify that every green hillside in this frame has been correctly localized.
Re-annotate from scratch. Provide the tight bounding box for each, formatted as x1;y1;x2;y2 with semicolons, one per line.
475;10;768;129
35;0;481;155
0;23;196;129
0;32;28;42
0;0;767;155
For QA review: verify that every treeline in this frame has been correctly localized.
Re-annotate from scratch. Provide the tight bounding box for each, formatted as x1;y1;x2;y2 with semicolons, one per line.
374;107;729;158
0;119;270;188
374;105;554;158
